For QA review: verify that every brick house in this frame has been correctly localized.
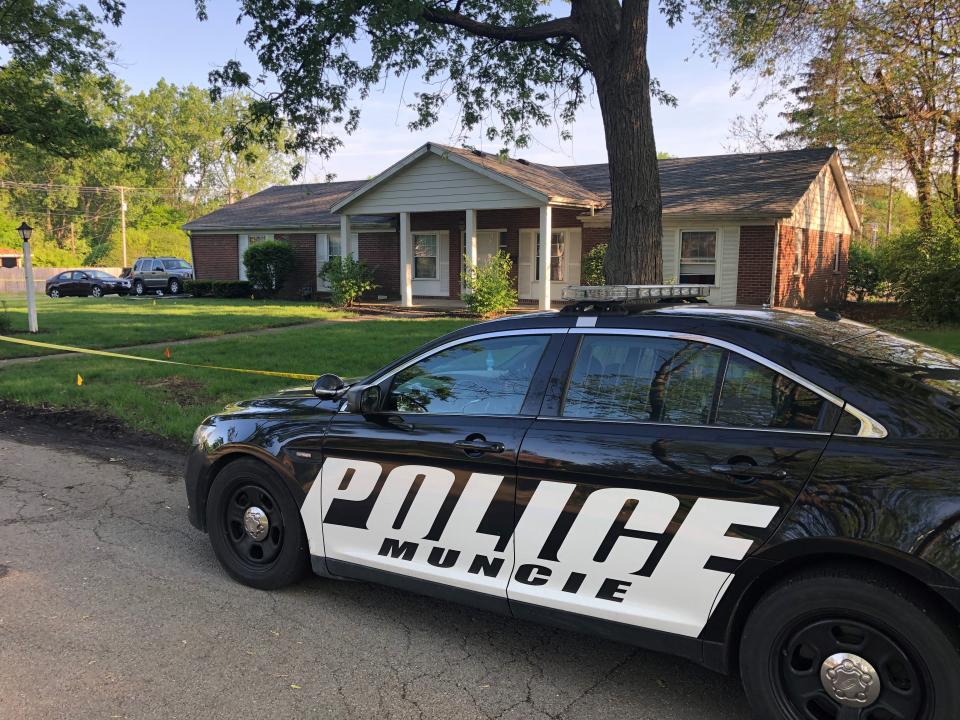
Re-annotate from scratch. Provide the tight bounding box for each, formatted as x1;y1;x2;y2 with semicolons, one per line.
184;143;859;309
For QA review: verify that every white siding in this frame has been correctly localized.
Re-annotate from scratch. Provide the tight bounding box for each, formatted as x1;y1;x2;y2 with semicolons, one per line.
718;226;740;305
662;227;679;283
661;222;740;305
345;152;537;214
790;165;852;235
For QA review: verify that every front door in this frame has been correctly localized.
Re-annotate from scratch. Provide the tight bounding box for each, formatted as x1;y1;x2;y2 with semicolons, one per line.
509;330;833;639
312;331;563;609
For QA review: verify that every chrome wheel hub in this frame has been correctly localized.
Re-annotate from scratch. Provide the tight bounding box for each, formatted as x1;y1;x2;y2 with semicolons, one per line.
820;653;881;707
242;506;270;541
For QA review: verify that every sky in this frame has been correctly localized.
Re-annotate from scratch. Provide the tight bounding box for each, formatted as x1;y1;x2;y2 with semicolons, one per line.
104;1;786;182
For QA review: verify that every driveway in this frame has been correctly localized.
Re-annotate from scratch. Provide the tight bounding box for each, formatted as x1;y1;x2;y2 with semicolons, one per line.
0;418;751;720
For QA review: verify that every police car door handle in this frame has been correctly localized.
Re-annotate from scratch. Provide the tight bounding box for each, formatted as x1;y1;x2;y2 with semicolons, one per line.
454;438;505;454
711;463;788;481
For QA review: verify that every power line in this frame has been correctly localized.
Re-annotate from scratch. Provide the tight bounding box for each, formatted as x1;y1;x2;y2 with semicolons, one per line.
0;179;182;194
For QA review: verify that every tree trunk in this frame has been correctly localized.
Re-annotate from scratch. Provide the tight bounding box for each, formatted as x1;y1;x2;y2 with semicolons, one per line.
573;0;663;285
952;122;960;224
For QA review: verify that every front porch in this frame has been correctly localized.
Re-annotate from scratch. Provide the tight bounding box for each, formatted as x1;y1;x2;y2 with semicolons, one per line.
329;142;604;310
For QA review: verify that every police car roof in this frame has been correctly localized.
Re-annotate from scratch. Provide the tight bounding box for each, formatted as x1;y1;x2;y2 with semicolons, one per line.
465;304;875;348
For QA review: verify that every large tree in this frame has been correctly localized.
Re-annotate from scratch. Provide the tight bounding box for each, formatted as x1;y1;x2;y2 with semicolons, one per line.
695;0;960;233
0;0;125;157
196;0;692;285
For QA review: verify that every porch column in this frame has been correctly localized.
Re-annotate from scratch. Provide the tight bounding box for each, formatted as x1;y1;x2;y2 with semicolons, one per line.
465;208;478;272
340;214;353;259
399;211;413;307
538;205;552;310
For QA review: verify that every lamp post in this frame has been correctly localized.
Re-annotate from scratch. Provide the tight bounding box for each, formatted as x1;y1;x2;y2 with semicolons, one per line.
17;222;38;333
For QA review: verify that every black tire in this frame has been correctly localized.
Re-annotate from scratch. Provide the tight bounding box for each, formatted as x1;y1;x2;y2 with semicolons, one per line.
133;279;145;296
90;285;103;298
740;566;960;720
205;457;309;590
49;288;60;298
168;278;180;295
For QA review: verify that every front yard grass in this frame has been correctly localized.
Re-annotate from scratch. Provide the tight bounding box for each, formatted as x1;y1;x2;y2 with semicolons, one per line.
0;295;350;359
0;318;471;442
872;321;960;355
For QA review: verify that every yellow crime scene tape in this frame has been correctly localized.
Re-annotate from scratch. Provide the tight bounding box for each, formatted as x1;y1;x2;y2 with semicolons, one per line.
0;334;318;381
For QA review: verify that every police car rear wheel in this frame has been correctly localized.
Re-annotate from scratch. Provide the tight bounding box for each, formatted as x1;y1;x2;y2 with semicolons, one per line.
740;567;960;720
206;458;309;589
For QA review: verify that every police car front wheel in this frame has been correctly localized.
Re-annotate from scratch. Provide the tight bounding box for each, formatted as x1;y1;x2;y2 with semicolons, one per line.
740;566;960;720
206;458;309;590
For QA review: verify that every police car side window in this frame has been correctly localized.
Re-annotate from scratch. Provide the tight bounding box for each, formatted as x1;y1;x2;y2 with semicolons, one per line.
563;335;723;424
715;353;824;430
385;335;550;415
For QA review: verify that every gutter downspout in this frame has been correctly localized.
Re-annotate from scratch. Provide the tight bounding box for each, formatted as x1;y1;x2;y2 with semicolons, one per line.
768;223;781;307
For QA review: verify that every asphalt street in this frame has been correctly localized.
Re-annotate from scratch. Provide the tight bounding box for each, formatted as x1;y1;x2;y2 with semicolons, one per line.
0;419;752;720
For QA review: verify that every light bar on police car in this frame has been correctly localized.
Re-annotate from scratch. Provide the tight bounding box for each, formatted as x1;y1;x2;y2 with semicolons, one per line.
560;284;711;302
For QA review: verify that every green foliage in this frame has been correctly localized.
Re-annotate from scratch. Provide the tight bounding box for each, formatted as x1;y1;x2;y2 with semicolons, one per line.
184;279;253;298
319;256;377;307
463;251;518;317
243;240;296;296
883;227;960;323
582;243;607;286
0;0;124;157
847;243;885;302
0;78;294;268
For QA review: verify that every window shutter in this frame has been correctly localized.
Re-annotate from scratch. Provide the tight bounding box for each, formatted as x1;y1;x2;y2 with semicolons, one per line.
238;235;249;280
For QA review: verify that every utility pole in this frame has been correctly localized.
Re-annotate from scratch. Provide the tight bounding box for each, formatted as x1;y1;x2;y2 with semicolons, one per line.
118;186;128;267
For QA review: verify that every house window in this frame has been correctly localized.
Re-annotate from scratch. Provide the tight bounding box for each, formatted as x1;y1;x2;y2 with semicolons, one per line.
794;231;804;275
679;230;717;285
316;233;344;268
413;233;439;279
833;234;841;272
239;233;273;280
535;231;564;281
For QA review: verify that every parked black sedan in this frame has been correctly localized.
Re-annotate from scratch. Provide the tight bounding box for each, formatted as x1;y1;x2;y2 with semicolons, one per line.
45;269;131;298
185;287;960;720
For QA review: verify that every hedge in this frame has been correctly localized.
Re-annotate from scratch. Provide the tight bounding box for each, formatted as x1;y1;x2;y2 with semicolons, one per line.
184;279;253;298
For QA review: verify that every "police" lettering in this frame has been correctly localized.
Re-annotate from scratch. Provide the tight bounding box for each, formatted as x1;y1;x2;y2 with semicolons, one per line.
300;458;779;638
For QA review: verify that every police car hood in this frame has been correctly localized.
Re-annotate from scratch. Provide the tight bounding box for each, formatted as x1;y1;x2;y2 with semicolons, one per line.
227;385;324;413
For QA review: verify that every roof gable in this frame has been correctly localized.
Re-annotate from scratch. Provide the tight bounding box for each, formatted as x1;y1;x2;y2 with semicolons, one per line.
332;142;604;213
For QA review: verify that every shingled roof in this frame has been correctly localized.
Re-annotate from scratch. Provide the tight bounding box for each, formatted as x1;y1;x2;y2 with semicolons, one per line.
182;181;394;232
184;145;846;232
558;147;840;217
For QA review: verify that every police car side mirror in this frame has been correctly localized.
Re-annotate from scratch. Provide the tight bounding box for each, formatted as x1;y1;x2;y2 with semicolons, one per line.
312;373;346;399
345;384;382;414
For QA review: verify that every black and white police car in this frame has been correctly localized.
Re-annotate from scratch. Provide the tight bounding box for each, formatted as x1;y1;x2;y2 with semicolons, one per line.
185;284;960;720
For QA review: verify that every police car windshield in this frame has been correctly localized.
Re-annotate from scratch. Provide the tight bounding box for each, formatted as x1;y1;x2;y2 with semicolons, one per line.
841;330;960;398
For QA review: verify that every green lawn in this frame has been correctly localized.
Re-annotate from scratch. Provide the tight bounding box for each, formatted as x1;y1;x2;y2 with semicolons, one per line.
873;321;960;356
0;318;472;442
0;295;350;359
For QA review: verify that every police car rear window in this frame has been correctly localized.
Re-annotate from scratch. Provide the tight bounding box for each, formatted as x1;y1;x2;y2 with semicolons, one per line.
842;331;960;398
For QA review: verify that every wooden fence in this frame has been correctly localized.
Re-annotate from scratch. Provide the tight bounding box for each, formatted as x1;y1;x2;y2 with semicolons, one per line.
0;267;123;295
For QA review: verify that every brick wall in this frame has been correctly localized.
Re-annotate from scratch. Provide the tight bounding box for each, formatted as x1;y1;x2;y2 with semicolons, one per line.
581;225;610;256
775;224;848;308
411;211;464;298
358;231;400;299
274;233;317;299
191;234;239;281
736;226;776;305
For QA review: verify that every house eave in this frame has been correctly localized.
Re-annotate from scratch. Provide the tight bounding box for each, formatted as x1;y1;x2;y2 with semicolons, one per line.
184;221;396;234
